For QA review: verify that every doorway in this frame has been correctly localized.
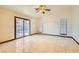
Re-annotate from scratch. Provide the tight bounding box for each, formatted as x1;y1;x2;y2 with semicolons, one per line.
14;16;30;39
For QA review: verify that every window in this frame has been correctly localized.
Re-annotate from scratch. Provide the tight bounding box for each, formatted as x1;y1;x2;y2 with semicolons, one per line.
15;16;30;39
60;17;67;35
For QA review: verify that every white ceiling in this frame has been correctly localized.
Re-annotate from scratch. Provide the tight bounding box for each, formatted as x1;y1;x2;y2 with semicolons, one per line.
0;5;72;18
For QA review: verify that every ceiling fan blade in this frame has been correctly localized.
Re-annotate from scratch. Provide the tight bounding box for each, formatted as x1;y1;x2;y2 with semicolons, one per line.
45;9;51;11
34;8;39;10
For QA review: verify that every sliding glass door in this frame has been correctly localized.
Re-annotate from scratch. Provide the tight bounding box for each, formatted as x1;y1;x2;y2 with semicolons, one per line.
16;18;23;38
24;20;30;36
15;16;30;39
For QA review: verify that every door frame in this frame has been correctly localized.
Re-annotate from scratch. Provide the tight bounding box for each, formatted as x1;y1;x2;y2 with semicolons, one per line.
14;16;31;39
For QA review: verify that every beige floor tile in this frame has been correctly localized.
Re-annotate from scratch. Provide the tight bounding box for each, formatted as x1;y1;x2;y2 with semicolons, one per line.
0;34;79;53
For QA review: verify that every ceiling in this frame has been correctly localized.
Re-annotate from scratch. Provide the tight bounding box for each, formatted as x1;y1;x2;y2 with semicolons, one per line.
0;5;72;18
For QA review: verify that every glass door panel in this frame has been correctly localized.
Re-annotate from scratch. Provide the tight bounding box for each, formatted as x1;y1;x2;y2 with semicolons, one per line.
16;18;23;38
24;20;30;36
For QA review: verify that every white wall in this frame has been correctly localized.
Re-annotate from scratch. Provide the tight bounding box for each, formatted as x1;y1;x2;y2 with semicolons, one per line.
39;6;72;36
72;6;79;42
0;7;39;42
30;17;40;34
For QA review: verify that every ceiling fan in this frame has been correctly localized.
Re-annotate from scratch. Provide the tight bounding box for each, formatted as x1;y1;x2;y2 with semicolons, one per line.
34;5;51;14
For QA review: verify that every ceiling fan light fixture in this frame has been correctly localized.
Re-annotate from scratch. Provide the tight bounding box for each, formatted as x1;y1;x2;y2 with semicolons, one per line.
34;5;51;14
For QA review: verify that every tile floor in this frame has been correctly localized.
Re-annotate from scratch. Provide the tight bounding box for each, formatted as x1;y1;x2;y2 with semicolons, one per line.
0;34;79;53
